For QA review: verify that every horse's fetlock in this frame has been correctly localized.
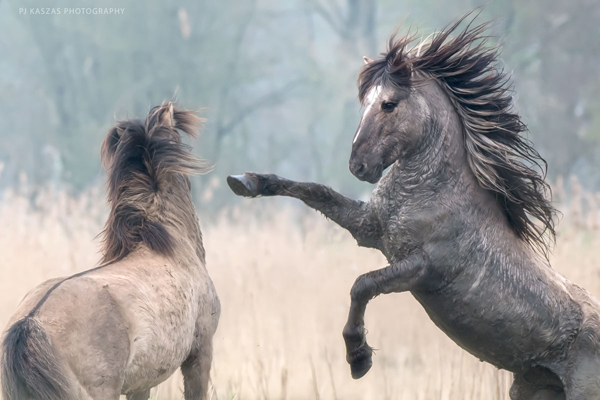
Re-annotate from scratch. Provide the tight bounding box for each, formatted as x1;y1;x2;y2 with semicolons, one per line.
342;324;364;343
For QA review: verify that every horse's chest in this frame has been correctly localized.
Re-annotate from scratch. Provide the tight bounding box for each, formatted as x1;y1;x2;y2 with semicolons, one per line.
373;197;424;259
380;219;411;256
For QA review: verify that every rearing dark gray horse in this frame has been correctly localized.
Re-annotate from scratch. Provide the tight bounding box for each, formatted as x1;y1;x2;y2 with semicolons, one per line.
227;16;600;400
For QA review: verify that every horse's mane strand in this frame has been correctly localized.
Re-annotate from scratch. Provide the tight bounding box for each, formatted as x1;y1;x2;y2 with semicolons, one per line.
100;103;206;264
358;12;557;258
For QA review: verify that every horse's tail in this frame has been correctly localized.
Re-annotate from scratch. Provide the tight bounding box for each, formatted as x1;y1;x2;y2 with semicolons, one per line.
99;102;206;263
1;316;74;400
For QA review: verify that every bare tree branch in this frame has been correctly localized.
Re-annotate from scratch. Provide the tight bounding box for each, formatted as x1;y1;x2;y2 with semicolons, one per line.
215;78;305;148
308;0;345;37
214;0;258;140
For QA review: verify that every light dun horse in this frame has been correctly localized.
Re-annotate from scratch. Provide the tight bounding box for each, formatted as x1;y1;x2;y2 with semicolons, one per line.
1;104;220;400
228;16;600;400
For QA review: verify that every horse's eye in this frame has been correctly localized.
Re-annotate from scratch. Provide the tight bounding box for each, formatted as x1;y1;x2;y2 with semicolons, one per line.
381;102;398;112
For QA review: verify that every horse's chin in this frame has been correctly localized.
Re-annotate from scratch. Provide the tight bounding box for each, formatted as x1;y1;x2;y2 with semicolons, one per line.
355;166;383;184
365;175;382;184
364;161;396;183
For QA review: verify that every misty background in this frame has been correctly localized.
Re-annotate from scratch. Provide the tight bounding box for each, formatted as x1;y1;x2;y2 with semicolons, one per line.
1;2;599;398
2;0;599;210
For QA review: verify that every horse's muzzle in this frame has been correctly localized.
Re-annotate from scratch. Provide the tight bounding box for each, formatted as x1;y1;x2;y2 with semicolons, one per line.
349;161;382;184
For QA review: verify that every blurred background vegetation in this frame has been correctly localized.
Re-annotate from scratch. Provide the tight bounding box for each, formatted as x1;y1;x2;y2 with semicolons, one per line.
1;0;599;209
1;2;600;398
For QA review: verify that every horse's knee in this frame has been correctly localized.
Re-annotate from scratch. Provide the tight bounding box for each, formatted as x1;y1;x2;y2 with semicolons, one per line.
350;274;377;302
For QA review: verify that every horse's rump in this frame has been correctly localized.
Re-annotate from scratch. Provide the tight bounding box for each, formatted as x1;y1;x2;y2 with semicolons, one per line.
1;317;74;400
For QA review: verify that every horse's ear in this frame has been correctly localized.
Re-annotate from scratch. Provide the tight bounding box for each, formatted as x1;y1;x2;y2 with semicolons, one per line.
148;103;203;139
101;125;124;168
157;102;175;128
363;56;373;64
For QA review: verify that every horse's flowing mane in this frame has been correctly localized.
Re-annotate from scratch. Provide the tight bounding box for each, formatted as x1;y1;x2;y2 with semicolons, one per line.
100;103;206;264
358;13;557;258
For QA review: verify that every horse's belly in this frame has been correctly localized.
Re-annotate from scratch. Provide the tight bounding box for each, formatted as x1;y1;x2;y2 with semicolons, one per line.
411;290;565;372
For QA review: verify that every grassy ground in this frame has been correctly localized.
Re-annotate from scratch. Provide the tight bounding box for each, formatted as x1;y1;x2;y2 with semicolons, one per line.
0;182;598;400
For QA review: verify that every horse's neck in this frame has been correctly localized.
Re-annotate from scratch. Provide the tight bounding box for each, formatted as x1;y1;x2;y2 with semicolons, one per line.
376;112;514;249
161;191;206;266
382;114;474;199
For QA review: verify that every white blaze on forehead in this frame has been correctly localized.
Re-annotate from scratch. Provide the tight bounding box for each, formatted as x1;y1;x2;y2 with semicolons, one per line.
353;85;382;144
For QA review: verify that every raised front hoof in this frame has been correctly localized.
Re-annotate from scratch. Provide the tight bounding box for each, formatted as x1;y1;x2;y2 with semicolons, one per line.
227;174;259;197
348;345;373;379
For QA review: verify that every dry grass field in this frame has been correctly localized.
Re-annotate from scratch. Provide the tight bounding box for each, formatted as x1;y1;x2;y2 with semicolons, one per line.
0;177;598;400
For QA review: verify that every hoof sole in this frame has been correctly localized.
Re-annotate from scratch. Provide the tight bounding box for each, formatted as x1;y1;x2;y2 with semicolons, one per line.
227;174;257;197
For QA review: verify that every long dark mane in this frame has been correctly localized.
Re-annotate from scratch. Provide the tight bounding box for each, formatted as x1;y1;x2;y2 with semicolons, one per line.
358;13;557;258
100;103;206;263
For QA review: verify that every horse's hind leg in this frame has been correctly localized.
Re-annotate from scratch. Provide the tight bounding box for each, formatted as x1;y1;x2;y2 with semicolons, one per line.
181;340;213;400
127;390;151;400
562;325;600;400
564;366;600;399
563;357;600;399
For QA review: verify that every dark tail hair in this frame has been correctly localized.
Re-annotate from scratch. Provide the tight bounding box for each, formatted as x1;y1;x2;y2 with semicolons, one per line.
1;317;73;400
99;102;206;264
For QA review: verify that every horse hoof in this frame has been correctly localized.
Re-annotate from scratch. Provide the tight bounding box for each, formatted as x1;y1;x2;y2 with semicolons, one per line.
348;346;373;379
227;174;258;197
350;356;372;379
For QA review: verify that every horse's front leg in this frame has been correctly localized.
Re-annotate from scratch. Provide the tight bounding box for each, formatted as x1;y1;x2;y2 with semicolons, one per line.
343;251;429;379
227;173;382;248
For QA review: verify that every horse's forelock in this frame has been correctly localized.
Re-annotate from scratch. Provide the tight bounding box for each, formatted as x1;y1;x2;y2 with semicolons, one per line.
358;36;413;103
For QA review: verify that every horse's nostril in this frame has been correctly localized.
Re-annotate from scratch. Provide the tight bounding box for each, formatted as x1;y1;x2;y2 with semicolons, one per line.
355;163;367;175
